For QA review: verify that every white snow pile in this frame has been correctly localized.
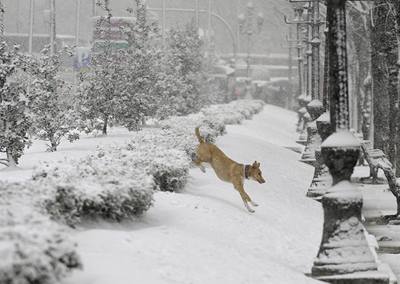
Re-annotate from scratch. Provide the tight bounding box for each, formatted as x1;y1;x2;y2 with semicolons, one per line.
0;182;82;284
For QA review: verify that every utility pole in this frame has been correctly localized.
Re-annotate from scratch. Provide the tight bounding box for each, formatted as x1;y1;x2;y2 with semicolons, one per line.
310;0;321;100
303;3;311;99
0;0;4;36
93;0;97;17
49;0;56;55
162;0;166;46
75;0;81;46
284;7;305;98
288;25;294;109
207;0;212;48
195;0;199;31
29;0;35;54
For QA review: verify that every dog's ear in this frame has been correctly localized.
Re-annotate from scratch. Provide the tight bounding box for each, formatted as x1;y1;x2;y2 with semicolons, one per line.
252;161;260;168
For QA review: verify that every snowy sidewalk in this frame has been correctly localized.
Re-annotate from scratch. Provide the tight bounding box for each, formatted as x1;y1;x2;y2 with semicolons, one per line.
62;105;323;284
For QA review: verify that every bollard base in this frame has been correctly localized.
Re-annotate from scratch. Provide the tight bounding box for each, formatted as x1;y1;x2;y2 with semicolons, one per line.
297;139;307;146
314;265;396;284
300;158;317;167
306;176;331;199
315;273;390;284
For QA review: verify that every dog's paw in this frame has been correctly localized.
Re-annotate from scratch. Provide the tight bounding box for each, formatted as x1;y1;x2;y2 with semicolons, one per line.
244;203;255;213
247;208;255;213
250;201;259;207
200;165;206;173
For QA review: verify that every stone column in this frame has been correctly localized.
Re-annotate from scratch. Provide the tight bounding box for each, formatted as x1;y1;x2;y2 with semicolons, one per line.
300;99;324;165
296;7;304;99
296;95;311;144
311;0;388;282
306;112;333;198
296;95;307;133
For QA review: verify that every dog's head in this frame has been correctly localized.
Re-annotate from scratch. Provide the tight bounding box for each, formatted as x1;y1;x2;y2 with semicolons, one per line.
249;161;266;184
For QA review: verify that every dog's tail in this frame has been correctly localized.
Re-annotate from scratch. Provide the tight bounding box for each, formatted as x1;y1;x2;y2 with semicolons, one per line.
195;127;205;143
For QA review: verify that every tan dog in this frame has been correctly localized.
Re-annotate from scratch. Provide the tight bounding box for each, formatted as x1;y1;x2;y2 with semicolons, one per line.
194;127;266;213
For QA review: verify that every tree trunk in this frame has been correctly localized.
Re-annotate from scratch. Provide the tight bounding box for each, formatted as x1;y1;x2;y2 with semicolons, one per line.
348;4;372;140
371;0;391;153
6;148;17;167
49;137;58;152
393;0;400;176
102;115;108;135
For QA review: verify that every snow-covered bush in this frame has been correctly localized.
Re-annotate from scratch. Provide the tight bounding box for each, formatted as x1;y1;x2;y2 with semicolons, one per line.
33;154;155;226
42;177;154;226
160;113;222;144
0;182;82;284
123;143;190;192
29;46;80;152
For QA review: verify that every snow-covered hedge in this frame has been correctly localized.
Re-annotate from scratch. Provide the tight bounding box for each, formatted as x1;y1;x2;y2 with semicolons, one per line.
160;112;224;144
0;182;82;284
143;99;265;160
124;143;190;192
33;152;155;226
201;99;265;125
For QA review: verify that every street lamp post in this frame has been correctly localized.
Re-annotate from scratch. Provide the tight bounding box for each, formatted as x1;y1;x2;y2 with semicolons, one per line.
310;0;392;282
29;0;35;54
238;1;264;79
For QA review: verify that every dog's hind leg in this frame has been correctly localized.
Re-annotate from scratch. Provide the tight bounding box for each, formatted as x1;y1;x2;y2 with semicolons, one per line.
193;158;206;173
233;181;255;213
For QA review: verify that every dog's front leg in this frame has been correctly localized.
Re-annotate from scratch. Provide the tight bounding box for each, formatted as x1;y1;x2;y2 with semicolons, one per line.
241;189;258;207
234;181;255;213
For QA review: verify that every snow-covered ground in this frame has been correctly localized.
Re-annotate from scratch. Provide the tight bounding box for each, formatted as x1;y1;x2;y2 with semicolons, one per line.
1;104;324;284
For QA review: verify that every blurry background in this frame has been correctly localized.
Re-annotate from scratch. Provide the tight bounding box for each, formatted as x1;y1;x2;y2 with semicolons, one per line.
3;0;292;55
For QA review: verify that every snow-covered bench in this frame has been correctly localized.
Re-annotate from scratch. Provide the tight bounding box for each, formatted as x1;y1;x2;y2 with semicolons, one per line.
382;168;400;218
360;140;393;184
360;140;400;219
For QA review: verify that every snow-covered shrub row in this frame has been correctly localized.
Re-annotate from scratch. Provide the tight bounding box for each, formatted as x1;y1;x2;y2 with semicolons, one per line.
32;152;155;226
0;182;82;284
201;99;265;125
131;99;265;162
159;112;224;144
